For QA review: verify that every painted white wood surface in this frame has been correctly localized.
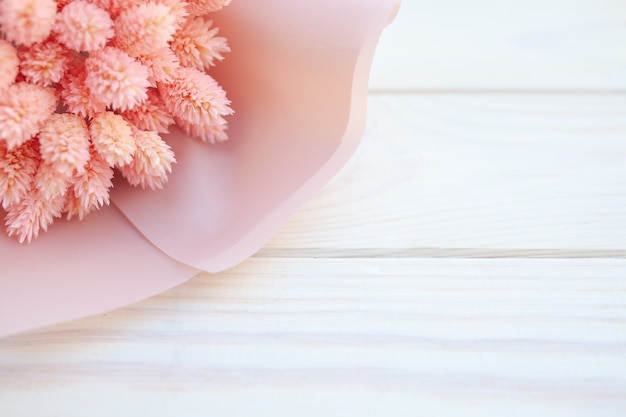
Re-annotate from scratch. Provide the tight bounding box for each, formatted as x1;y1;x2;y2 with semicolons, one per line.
265;94;626;254
1;259;626;416
369;0;626;91
1;1;626;416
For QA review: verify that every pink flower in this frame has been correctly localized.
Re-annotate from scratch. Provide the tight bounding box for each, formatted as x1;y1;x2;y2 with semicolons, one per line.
0;140;40;209
0;82;57;149
152;0;189;28
121;89;175;133
0;0;57;46
34;161;71;200
38;113;91;176
54;0;114;52
137;48;180;85
118;129;175;190
89;111;136;166
174;115;228;144
170;17;230;71
185;0;232;16
59;65;107;118
55;0;74;10
18;40;71;87
4;187;64;243
114;2;177;57
0;40;19;90
86;0;126;19
0;0;235;243
158;66;232;130
85;47;150;111
65;146;113;220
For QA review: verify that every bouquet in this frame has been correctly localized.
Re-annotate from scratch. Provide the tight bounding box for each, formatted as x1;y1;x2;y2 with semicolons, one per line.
0;0;233;242
0;0;400;337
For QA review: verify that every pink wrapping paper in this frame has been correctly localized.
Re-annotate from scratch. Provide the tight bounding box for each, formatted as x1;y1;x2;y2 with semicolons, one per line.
0;0;400;337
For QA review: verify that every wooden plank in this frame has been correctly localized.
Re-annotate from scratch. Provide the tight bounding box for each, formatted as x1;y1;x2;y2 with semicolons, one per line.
265;94;626;254
369;0;626;91
1;258;625;416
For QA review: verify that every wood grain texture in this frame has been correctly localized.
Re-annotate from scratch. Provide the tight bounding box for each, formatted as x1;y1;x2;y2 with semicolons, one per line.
1;258;625;416
2;1;626;416
369;0;626;91
265;94;626;254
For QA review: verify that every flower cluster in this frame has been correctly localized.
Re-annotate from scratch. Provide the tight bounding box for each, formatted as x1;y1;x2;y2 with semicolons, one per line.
0;0;233;243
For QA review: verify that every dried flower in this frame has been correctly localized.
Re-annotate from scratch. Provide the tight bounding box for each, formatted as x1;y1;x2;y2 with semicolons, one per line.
84;47;150;111
0;0;57;46
121;89;175;133
55;0;74;10
86;0;126;19
118;129;175;190
0;40;19;90
38;113;90;176
18;40;71;87
0;140;40;209
137;48;180;85
59;65;108;119
0;82;57;149
174;115;228;143
4;187;65;243
159;66;232;129
185;0;232;16
0;0;233;241
114;2;178;57
89;111;136;166
152;0;189;28
35;160;73;201
65;146;113;220
54;0;114;52
171;17;230;71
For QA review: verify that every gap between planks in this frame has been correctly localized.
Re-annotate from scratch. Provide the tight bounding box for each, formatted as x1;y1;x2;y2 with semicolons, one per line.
368;89;626;95
255;248;626;259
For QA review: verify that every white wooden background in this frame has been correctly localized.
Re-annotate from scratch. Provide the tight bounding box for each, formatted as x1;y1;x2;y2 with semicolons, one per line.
2;1;626;415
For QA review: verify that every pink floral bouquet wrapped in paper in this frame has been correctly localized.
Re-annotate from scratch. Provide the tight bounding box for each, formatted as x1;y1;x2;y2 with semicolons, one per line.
0;0;233;242
0;0;400;336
